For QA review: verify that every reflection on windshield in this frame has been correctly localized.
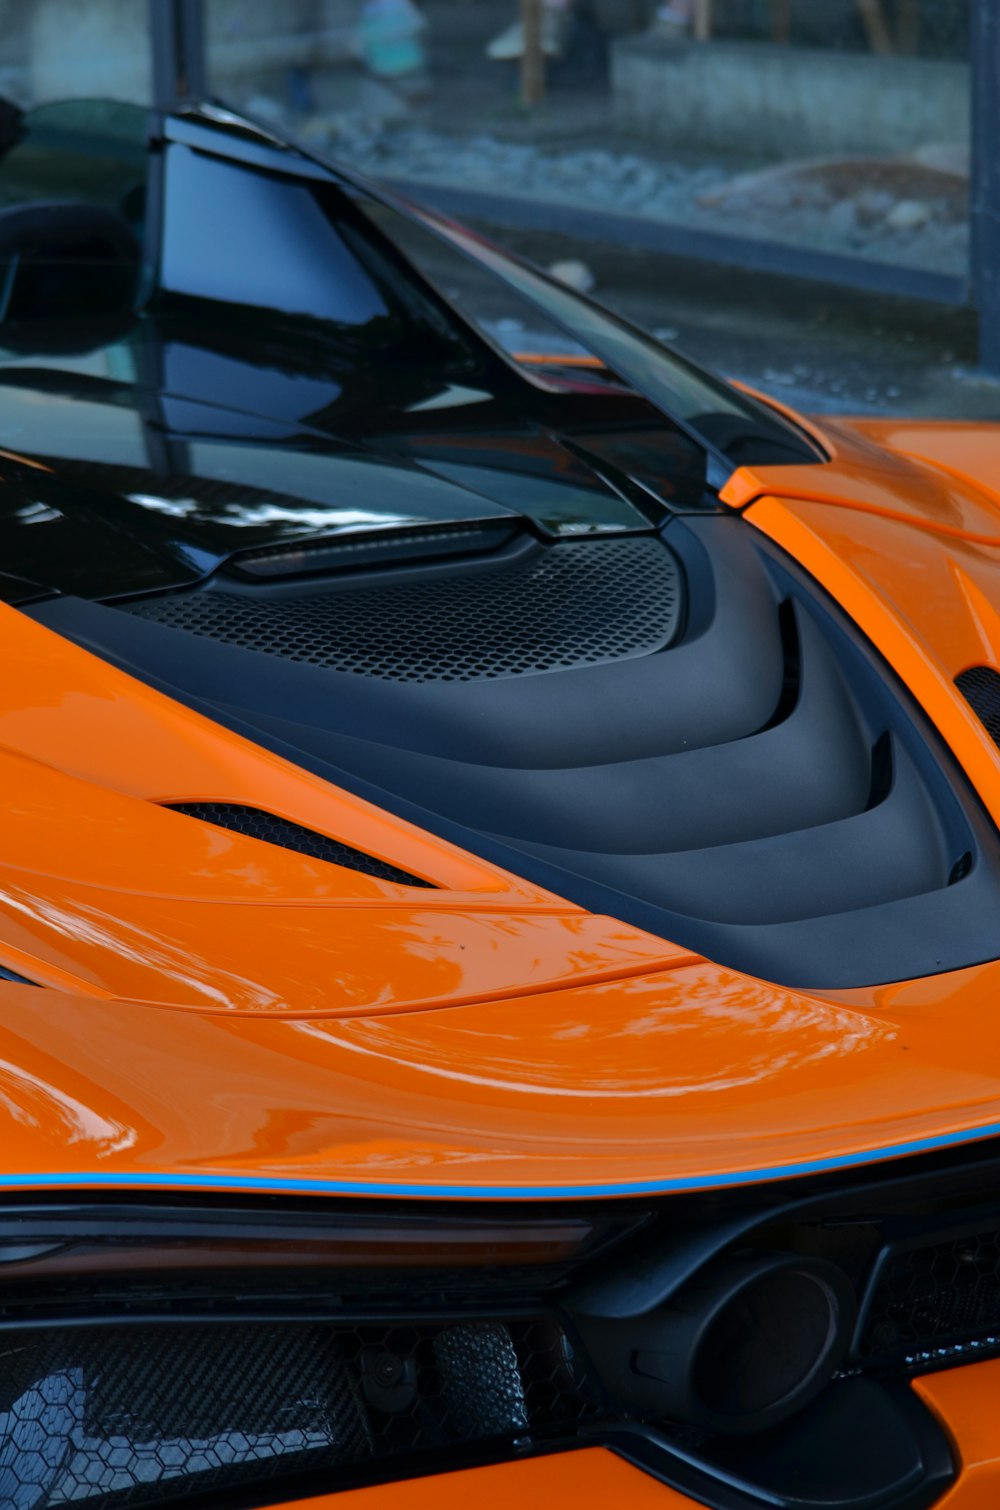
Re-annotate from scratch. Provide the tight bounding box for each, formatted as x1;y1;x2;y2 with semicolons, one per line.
351;186;825;479
275;123;821;477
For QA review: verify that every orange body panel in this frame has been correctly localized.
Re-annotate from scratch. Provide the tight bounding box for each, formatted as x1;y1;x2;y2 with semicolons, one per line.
273;1369;1000;1510
0;607;511;898
0;520;999;1195
0;606;692;1015
8;954;1000;1197
916;1361;1000;1508
722;412;1000;544
276;1448;693;1509
4;409;1000;1199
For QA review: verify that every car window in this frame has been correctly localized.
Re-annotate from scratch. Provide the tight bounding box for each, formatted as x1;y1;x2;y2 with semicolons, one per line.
0;98;148;225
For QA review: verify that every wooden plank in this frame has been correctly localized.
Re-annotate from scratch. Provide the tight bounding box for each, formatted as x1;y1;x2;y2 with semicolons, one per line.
693;0;714;43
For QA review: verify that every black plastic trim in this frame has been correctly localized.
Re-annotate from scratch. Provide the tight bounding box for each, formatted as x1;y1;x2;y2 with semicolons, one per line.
165;802;436;887
598;1380;953;1510
956;665;1000;748
0;962;41;986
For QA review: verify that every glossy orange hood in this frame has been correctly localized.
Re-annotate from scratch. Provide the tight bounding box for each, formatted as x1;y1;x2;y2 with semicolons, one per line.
2;433;1000;1200
4;951;1000;1200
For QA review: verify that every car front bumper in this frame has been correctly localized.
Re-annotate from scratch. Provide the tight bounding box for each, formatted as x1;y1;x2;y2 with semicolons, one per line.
272;1357;1000;1510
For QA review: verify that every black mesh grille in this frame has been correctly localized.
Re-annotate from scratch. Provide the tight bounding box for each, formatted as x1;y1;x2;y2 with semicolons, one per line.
861;1226;1000;1365
166;803;435;888
956;666;1000;746
120;539;682;682
0;1317;592;1507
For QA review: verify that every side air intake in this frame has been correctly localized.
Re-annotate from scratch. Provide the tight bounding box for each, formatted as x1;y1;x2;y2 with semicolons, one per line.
956;666;1000;747
165;803;435;888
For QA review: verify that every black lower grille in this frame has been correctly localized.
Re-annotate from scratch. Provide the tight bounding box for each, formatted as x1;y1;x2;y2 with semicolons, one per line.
956;665;1000;747
165;803;435;888
120;538;683;682
0;1317;592;1507
861;1225;1000;1365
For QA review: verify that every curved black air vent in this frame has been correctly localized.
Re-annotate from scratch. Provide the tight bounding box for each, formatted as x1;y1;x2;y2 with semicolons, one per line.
166;803;435;888
32;521;1000;988
123;537;684;683
956;666;1000;746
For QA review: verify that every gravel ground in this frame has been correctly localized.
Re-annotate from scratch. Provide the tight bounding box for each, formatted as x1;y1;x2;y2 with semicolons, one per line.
300;111;968;280
314;117;729;220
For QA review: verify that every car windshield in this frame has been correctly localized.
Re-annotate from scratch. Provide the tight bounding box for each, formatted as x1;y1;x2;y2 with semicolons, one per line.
0;95;822;489
0;98;149;212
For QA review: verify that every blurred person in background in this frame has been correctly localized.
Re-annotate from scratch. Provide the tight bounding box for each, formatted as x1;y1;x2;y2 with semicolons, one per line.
354;0;428;80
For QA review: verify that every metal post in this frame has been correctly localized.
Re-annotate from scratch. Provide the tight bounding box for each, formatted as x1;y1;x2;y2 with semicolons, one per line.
150;0;206;110
521;0;545;108
693;0;713;43
972;0;1000;378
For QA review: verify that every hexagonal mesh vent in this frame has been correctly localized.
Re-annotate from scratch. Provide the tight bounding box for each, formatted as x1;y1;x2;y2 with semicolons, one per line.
166;803;435;888
0;1317;593;1506
120;538;682;682
861;1226;1000;1365
956;666;1000;747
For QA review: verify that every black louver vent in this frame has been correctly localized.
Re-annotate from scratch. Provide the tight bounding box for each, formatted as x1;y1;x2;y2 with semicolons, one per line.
956;665;1000;747
0;1317;591;1507
36;518;1000;989
0;963;40;986
166;803;435;888
121;538;683;682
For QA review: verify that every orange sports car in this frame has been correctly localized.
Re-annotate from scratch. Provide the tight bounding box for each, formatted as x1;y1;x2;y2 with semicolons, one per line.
0;94;998;1510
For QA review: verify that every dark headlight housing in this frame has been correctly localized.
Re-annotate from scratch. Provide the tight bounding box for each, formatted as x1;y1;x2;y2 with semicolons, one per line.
575;1251;856;1437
